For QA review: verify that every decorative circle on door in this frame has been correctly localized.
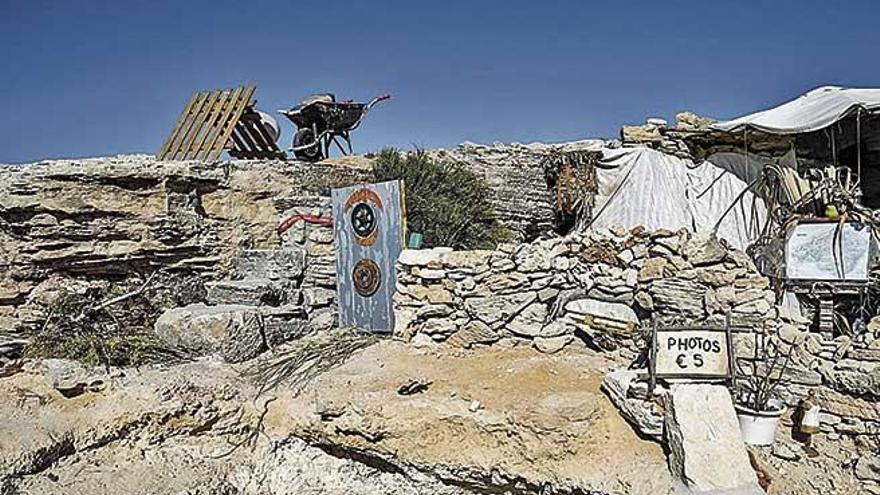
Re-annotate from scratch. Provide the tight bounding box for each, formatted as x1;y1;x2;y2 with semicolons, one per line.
344;188;383;247
351;202;377;238
352;258;381;297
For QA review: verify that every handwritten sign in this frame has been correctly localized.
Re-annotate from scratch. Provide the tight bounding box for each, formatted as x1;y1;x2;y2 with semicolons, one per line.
654;329;730;378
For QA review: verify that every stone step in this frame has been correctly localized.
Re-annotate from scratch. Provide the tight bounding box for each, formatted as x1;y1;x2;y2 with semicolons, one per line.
155;303;308;363
205;278;300;306
263;305;308;345
235;247;305;280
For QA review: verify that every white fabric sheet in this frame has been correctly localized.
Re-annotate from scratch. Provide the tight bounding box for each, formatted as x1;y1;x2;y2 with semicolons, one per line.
590;148;769;250
592;148;693;233
712;86;880;135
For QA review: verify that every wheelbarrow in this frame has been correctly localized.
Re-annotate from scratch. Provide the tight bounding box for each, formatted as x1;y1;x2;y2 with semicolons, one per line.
278;92;391;162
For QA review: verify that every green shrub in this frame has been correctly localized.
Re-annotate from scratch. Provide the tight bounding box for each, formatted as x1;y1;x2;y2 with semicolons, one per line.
26;272;205;367
373;149;511;250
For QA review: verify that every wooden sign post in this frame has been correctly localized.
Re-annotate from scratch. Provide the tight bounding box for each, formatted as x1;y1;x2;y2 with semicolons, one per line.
648;315;736;394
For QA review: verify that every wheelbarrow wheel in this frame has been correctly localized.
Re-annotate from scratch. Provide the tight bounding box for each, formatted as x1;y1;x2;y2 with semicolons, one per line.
293;128;323;162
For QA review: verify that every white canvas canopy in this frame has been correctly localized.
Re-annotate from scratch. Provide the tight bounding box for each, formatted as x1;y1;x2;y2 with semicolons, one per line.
712;86;880;135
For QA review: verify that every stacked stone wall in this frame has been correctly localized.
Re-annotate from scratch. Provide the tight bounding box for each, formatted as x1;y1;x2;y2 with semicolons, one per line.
394;227;775;352
276;194;338;332
621;111;794;161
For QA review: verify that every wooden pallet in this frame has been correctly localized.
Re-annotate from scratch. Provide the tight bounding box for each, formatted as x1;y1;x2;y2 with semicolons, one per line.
229;108;285;160
157;85;284;161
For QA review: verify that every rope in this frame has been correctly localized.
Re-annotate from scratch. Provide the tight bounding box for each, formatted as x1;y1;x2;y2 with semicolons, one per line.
712;175;763;234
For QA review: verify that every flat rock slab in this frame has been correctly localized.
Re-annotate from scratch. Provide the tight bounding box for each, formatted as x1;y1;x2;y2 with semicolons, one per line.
565;298;639;324
601;369;663;440
664;384;763;494
235;248;305;280
206;278;298;306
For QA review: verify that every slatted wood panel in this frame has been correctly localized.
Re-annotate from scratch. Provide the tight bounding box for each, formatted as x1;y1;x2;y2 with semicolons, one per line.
157;85;262;161
228;109;285;160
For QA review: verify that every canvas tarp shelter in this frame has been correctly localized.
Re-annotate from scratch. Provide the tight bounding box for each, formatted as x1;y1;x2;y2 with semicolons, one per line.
589;147;787;250
711;86;880;135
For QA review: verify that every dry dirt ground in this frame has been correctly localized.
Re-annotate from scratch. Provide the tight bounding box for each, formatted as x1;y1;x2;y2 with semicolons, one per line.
0;337;864;494
268;340;676;495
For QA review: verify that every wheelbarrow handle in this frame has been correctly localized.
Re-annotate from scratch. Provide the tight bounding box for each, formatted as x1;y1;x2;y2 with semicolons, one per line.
365;93;392;111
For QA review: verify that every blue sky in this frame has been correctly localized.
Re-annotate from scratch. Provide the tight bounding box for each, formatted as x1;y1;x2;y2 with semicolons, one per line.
1;0;879;163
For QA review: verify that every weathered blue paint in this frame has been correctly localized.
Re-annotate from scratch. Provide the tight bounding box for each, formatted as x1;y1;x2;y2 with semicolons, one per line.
332;180;405;333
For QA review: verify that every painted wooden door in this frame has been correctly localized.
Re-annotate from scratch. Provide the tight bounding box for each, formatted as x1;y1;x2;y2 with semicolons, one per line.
332;180;405;333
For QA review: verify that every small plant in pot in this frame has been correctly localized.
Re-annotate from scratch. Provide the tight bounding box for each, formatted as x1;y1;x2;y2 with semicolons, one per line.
734;328;795;446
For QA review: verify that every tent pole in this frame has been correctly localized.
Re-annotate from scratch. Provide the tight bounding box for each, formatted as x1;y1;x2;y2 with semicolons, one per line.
857;108;862;190
831;125;837;167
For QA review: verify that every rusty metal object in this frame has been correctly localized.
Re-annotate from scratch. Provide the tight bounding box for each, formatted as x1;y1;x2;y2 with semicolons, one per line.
276;213;333;237
352;258;381;297
279;93;391;162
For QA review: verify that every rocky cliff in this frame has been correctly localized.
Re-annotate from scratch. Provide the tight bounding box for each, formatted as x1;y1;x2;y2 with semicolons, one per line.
0;154;373;339
434;141;600;241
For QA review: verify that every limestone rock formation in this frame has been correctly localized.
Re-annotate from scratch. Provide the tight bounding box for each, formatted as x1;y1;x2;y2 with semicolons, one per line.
435;141;602;241
155;304;266;363
856;456;880;483
0;155;371;341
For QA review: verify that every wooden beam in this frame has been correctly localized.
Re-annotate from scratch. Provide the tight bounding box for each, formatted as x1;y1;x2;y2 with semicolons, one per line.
241;117;271;153
161;90;208;160
158;91;198;159
193;87;241;161
158;85;281;162
188;88;231;160
176;89;222;160
241;112;282;153
233;120;259;154
172;90;214;160
208;86;256;161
